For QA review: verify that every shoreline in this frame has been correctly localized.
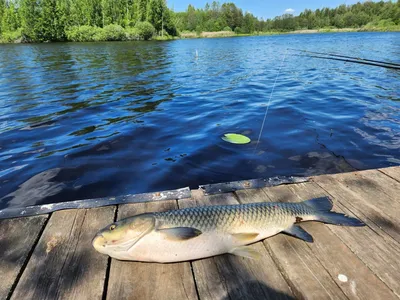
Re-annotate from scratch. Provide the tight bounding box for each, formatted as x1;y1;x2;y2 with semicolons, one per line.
1;27;399;44
179;27;400;40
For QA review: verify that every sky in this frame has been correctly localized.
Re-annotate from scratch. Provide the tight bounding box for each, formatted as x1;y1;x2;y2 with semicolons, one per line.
168;0;377;19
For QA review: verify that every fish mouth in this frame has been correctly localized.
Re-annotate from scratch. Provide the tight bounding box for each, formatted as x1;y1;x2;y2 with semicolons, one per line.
92;233;144;253
92;234;107;254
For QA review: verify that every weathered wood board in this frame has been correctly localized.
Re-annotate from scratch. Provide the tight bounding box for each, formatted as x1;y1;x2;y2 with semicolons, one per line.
282;182;399;299
0;215;48;300
178;190;294;300
0;166;399;300
235;188;347;300
379;166;400;182
106;201;197;300
10;207;115;300
313;173;400;243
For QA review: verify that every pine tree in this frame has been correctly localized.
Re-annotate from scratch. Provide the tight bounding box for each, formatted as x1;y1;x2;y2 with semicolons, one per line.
1;2;20;33
20;0;40;40
0;0;5;34
135;0;147;22
147;0;164;32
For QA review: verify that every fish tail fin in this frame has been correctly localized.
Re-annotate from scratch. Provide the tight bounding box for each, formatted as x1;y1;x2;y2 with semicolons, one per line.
303;197;365;227
316;211;365;226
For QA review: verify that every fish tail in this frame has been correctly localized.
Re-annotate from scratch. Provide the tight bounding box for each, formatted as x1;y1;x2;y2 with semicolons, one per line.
303;197;365;227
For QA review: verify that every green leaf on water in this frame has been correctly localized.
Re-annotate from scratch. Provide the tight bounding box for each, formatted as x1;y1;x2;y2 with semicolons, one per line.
222;133;251;144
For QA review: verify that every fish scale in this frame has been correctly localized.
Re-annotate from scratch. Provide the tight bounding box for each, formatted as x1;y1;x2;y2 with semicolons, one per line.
154;202;311;232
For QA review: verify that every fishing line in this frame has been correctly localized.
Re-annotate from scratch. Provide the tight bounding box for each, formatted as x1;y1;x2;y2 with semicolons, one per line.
255;49;287;150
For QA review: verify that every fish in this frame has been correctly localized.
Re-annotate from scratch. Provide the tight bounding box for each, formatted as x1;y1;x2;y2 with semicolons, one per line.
92;197;364;263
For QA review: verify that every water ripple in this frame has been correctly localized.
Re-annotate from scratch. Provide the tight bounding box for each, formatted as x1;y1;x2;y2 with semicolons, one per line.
0;33;399;208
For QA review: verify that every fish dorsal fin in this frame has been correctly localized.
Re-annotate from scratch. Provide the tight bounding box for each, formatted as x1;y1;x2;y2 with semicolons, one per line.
283;225;313;242
229;245;261;260
231;232;259;242
158;227;202;241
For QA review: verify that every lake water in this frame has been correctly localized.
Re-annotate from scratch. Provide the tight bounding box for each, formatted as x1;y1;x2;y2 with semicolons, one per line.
0;32;399;209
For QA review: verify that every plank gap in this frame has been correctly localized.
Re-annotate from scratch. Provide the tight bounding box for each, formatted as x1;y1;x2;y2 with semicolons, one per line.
101;257;112;300
6;214;50;300
325;219;400;298
234;190;301;300
302;236;352;300
102;206;118;300
378;169;400;184
313;179;400;247
189;262;201;300
176;199;200;300
261;241;304;300
310;182;400;297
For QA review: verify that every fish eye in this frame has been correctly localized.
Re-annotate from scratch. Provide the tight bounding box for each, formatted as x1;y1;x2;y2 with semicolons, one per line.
110;224;116;230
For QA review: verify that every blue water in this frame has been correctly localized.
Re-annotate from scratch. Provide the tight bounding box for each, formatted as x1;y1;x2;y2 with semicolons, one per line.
0;32;399;209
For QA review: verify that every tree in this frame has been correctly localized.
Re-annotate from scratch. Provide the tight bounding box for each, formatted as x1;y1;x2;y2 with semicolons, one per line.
221;2;242;30
135;0;147;22
0;0;5;34
20;0;40;40
1;2;20;33
243;12;255;33
37;0;63;41
147;0;164;32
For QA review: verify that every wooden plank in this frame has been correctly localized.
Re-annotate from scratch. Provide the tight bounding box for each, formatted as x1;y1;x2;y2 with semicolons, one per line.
287;181;400;298
379;167;400;182
106;200;197;300
0;215;48;300
313;173;400;243
235;188;347;300
178;190;294;300
261;183;397;300
334;169;400;203
10;207;115;300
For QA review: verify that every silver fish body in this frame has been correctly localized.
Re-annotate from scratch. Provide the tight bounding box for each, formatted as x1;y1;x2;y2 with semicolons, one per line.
93;197;364;263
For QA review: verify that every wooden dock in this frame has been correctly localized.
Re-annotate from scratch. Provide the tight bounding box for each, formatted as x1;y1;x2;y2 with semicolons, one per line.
1;166;399;300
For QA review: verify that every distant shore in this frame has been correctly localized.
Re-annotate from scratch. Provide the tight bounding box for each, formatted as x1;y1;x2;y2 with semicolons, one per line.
1;26;399;44
179;27;400;40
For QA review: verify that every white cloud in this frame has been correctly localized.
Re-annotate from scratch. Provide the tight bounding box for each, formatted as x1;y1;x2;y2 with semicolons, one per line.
284;8;295;14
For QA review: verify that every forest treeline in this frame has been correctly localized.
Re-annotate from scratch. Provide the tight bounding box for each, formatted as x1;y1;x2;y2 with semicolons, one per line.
0;0;399;42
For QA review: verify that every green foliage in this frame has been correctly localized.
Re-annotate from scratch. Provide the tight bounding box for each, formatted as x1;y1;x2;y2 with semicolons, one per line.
65;22;155;42
175;0;400;34
1;0;176;42
125;26;140;40
134;21;155;40
36;0;66;41
147;0;164;32
1;2;19;33
0;28;22;42
0;0;399;43
102;24;126;40
65;25;103;41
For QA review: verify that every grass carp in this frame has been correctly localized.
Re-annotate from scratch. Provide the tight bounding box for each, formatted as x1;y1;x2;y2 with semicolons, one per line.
92;196;364;263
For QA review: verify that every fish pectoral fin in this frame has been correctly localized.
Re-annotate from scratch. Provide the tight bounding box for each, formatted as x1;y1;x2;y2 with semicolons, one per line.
231;232;259;242
158;227;202;241
283;225;313;242
229;245;261;260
